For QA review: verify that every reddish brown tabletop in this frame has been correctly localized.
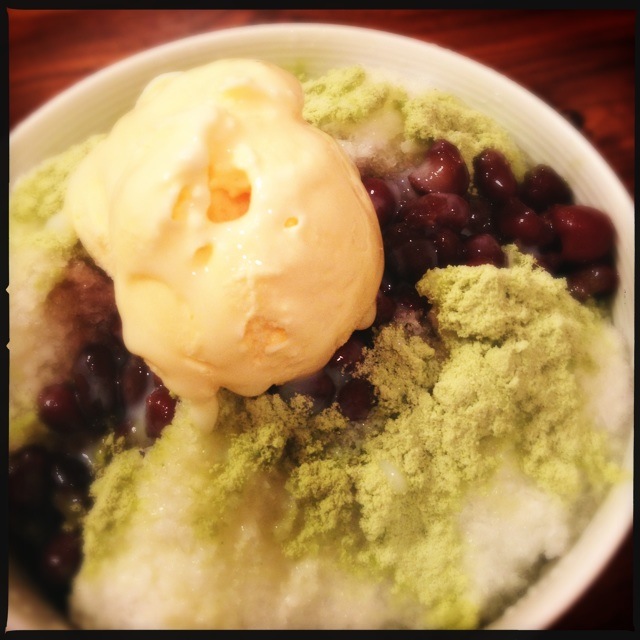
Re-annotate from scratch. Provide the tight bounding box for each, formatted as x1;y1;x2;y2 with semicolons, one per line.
8;9;635;631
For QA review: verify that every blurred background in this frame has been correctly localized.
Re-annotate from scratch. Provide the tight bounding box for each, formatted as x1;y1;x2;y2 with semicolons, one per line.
9;9;634;194
8;8;635;631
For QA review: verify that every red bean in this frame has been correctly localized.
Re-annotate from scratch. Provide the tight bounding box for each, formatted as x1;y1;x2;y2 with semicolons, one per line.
390;282;431;315
401;192;470;232
8;445;52;510
432;228;463;267
362;176;397;228
473;149;518;203
519;164;573;212
535;250;564;275
119;354;153;406
337;378;376;422
566;263;618;301
384;222;438;283
37;382;85;434
374;289;397;326
50;453;92;492
40;529;82;587
498;197;545;246
328;333;368;373
537;210;559;249
145;386;176;439
548;204;616;263
277;370;336;414
463;233;506;267
465;195;496;235
72;343;120;429
408;139;470;196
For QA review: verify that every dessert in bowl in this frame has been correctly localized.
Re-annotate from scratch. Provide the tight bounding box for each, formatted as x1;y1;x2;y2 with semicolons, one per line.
8;24;634;630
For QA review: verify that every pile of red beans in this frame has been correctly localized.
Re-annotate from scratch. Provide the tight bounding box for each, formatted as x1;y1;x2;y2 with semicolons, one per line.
366;140;617;301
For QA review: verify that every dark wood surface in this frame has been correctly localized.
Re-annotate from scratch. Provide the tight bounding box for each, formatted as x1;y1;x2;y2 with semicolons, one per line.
8;9;635;631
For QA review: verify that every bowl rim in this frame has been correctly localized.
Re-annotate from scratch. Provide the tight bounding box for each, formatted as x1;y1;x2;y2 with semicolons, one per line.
8;21;634;632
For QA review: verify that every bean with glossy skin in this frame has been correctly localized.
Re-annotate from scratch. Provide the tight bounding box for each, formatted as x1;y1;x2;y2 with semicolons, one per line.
384;222;438;283
432;228;463;267
498;197;545;246
37;382;85;434
549;204;616;263
390;282;430;313
566;263;618;301
50;453;92;491
72;343;120;427
408;139;470;196
463;233;506;267
519;164;573;212
362;176;397;228
473;149;518;203
464;195;495;235
328;334;368;373
145;386;176;439
374;289;397;326
535;250;564;275
119;354;153;407
401;192;470;232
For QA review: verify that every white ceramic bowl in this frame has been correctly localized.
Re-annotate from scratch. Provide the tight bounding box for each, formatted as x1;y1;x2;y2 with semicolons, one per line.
8;23;634;631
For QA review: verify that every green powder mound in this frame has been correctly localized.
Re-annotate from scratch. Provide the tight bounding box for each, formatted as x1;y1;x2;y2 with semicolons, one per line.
82;394;300;575
81;388;461;624
190;391;297;538
417;247;621;499
79;248;621;629
10;136;102;224
346;398;482;629
82;447;143;575
302;66;406;133
402;90;528;179
9;135;103;297
302;66;528;179
302;66;410;173
420;247;596;344
360;324;441;413
82;403;222;576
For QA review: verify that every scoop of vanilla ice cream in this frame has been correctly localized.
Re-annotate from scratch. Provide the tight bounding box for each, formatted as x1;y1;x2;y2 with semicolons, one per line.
63;59;383;419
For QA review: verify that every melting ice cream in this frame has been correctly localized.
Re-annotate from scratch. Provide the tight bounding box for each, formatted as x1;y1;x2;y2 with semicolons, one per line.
63;59;384;427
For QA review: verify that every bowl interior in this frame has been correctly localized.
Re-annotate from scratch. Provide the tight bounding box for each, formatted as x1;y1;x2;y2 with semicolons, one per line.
9;23;634;631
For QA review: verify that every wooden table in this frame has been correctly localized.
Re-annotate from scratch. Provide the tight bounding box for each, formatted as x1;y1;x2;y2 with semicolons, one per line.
8;9;634;631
